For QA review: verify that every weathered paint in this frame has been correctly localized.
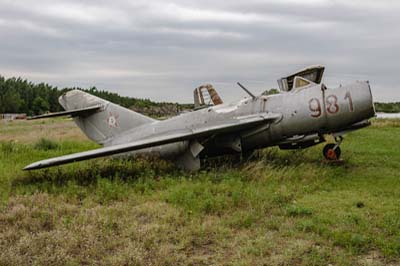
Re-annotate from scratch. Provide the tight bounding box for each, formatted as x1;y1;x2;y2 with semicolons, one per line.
194;84;223;109
24;70;375;171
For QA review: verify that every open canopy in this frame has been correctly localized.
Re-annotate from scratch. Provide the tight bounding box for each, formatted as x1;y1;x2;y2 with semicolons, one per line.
277;65;325;92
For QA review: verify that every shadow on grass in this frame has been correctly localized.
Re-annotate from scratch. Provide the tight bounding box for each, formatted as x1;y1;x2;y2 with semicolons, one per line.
12;157;178;189
203;147;320;170
209;146;350;169
11;146;350;198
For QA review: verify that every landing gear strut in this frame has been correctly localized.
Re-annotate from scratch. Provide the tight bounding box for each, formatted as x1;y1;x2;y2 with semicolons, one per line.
323;136;343;161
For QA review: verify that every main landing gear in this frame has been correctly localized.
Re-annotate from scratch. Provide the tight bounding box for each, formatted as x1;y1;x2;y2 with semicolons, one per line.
323;136;343;161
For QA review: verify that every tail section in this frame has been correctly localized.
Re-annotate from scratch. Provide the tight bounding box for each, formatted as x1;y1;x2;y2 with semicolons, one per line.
59;90;156;144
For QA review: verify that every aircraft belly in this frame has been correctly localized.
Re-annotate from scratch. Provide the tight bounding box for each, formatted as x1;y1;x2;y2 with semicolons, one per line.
241;129;273;151
111;141;188;159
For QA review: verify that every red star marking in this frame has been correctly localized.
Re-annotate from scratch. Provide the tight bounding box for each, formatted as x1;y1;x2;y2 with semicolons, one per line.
107;112;120;128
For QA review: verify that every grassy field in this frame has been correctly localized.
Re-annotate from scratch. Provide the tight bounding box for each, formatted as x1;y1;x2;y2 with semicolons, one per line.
0;118;399;265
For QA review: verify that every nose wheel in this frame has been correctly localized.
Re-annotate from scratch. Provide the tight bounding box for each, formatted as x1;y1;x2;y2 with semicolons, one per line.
323;136;343;161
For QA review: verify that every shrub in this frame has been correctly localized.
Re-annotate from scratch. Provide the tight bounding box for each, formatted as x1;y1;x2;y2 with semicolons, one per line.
0;141;16;154
286;205;313;217
34;138;59;151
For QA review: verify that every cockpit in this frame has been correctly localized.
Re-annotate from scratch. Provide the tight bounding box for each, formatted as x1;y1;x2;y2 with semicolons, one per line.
277;65;325;92
190;65;326;111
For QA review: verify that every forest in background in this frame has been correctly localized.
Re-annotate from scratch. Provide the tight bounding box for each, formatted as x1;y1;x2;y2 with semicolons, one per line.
373;102;400;113
0;76;192;117
0;76;399;116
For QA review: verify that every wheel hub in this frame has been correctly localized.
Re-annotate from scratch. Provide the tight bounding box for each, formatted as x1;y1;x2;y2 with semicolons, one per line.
326;149;337;160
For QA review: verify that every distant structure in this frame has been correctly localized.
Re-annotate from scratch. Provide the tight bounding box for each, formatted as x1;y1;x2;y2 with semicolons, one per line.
1;113;27;120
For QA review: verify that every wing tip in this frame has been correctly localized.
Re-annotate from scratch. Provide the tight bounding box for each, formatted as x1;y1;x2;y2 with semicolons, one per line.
23;163;41;171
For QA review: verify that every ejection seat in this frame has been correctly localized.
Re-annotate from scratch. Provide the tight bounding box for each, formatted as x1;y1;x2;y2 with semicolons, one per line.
193;84;223;110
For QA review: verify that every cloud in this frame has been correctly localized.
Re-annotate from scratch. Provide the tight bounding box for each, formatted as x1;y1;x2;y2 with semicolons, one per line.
0;0;398;102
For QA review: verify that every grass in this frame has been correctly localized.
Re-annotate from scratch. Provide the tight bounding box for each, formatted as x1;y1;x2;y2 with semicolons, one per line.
0;118;399;265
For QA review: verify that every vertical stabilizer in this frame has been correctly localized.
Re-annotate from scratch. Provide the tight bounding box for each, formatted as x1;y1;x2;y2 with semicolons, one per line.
59;90;156;144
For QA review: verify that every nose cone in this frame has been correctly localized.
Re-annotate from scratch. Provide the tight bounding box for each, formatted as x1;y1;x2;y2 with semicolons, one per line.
325;81;375;131
344;81;376;124
356;81;376;120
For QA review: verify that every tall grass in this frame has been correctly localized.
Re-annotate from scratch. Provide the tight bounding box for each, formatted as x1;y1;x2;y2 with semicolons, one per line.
0;119;399;264
34;138;60;150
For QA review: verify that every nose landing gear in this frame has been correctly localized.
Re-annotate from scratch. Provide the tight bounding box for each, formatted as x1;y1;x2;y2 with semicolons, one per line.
323;136;343;161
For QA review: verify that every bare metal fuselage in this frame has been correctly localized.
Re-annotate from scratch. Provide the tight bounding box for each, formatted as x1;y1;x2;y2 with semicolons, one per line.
107;81;375;160
24;63;377;172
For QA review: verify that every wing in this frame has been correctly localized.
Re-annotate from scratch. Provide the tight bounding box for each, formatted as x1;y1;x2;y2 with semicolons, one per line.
24;112;281;170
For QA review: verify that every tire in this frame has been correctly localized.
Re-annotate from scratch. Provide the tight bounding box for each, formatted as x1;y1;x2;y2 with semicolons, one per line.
323;144;341;160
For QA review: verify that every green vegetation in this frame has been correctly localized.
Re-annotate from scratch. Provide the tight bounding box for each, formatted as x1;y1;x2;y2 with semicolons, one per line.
374;102;400;113
34;138;60;151
0;76;192;116
262;88;280;95
0;119;399;265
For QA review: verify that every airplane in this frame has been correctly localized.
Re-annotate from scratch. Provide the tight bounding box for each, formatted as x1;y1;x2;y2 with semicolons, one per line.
24;65;376;171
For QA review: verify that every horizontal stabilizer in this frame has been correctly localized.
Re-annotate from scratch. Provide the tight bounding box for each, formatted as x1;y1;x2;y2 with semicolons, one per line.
28;105;102;120
24;112;281;170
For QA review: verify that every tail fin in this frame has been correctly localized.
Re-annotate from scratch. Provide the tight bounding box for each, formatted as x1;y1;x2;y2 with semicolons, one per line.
59;90;156;144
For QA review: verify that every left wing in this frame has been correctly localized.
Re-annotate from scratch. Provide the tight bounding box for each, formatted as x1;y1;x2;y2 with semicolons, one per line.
24;112;281;170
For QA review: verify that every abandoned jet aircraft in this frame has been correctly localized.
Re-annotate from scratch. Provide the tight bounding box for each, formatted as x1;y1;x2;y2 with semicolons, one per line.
24;65;376;171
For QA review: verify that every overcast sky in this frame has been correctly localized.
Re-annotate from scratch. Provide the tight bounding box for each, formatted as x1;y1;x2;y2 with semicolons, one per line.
0;0;399;103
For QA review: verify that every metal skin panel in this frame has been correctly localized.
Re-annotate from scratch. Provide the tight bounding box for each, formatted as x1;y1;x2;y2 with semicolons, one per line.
277;84;327;137
59;90;156;144
243;81;373;149
104;82;374;158
242;81;374;152
323;82;375;131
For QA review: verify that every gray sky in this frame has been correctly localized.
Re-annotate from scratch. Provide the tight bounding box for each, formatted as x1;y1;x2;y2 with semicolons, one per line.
0;0;399;103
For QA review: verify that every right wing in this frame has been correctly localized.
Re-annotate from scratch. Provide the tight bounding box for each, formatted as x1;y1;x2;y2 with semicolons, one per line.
24;112;281;170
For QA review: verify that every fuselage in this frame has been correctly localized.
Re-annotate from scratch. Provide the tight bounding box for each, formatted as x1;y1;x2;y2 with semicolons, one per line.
109;81;375;160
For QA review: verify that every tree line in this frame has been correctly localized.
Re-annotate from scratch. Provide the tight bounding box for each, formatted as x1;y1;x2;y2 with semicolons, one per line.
0;76;192;116
0;75;399;115
373;102;400;113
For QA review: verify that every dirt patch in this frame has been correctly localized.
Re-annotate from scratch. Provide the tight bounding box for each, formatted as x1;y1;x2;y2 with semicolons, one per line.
0;119;88;143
